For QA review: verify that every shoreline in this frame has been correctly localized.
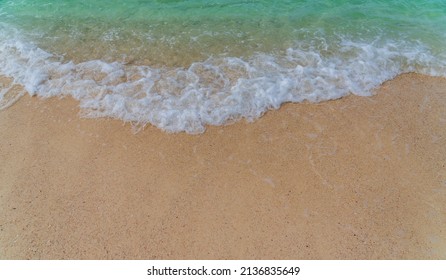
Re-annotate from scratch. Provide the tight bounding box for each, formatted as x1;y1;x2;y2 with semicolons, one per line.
1;73;445;259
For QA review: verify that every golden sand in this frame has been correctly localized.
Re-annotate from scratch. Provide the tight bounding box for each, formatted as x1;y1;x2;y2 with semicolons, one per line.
0;73;445;259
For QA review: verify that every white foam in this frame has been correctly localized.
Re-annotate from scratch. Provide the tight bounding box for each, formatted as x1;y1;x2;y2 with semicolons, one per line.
1;25;445;133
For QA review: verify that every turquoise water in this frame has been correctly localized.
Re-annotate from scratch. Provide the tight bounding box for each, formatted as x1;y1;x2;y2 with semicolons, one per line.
1;0;445;133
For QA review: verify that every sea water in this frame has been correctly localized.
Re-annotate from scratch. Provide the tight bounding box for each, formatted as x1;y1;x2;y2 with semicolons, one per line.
0;0;445;133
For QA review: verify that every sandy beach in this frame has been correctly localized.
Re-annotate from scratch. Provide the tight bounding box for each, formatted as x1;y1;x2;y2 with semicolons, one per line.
0;73;445;259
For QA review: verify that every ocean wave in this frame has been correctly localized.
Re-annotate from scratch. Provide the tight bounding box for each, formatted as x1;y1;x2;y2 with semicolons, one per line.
0;26;445;133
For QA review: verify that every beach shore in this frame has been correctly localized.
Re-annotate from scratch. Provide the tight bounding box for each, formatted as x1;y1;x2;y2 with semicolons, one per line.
0;73;445;259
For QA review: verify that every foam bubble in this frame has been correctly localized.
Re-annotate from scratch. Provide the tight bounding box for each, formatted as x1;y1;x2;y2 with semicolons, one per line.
0;25;445;133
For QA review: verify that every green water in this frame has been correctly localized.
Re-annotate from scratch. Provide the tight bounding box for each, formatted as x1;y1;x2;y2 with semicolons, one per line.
2;0;445;66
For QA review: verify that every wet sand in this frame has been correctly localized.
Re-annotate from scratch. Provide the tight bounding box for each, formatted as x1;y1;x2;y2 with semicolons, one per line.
0;73;445;259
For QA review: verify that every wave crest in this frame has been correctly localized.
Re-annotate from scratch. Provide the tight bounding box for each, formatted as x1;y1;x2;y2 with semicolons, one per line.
1;27;445;133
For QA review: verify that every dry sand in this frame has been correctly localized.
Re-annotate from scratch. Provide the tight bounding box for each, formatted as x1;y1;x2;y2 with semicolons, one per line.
0;73;445;259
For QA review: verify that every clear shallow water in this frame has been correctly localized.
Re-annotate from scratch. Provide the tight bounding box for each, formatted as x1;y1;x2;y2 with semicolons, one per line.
0;0;445;133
